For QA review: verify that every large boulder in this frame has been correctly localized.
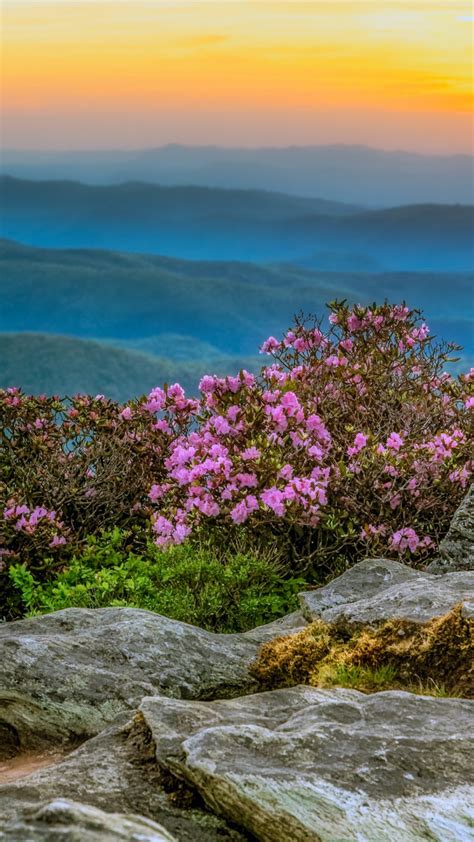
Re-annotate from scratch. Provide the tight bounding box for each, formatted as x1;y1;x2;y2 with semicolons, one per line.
428;484;474;573
141;686;474;842
298;558;474;625
0;799;178;842
0;715;247;841
0;606;306;750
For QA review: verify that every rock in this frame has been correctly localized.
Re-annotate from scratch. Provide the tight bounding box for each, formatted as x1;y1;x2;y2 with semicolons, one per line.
0;798;178;841
0;714;247;841
0;606;307;751
141;686;474;842
428;484;474;573
242;610;308;643
298;558;474;625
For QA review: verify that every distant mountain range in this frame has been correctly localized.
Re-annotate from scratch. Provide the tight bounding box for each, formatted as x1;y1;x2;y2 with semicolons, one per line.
2;144;473;206
1;177;473;270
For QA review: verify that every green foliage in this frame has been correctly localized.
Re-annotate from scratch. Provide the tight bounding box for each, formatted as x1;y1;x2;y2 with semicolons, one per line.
318;663;398;691
8;529;305;632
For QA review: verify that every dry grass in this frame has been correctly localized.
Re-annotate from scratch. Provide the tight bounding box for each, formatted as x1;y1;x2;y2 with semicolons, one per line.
250;604;473;698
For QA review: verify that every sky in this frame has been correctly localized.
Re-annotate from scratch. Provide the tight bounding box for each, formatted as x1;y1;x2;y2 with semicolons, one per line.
1;1;473;153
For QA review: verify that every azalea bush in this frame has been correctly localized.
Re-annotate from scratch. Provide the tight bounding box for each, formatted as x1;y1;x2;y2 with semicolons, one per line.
0;387;196;578
1;301;473;606
148;301;473;574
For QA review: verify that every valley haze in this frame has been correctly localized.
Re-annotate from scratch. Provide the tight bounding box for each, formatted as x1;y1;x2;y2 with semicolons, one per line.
0;146;473;399
2;144;473;206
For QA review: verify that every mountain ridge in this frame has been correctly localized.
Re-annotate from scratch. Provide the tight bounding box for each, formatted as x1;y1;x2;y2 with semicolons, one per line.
2;144;472;205
2;177;472;270
1;238;472;354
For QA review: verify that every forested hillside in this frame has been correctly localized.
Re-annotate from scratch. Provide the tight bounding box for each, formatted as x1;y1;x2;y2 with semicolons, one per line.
2;177;472;269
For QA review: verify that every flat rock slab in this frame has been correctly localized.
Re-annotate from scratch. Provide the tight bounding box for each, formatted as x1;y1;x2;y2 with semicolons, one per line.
298;558;474;625
141;686;474;842
428;483;474;573
0;716;247;842
0;798;178;842
0;606;307;750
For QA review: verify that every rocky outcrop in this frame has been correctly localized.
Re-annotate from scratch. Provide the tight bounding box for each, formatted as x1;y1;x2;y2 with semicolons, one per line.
0;799;179;842
428;484;474;573
141;686;474;842
0;607;306;750
3;686;472;842
0;715;247;841
299;558;474;625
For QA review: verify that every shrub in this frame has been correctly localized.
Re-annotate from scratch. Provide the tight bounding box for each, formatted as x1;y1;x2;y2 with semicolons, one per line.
7;529;305;631
149;301;473;576
0;387;195;569
250;606;473;697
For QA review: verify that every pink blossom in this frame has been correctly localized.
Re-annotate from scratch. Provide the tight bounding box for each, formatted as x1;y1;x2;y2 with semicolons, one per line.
49;535;67;547
347;314;363;332
227;405;240;422
360;523;387;541
199;375;218;394
261;487;286;516
390;528;420;553
226;376;241;394
235;472;258;488
173;524;191;543
266;405;288;432
144;387;166;413
260;336;281;354
213;416;231;435
389;493;402;510
411;323;430;342
242;446;261;461
386;432;404;451
347;432;368;457
149;484;168;502
281;391;300;414
340;338;353;353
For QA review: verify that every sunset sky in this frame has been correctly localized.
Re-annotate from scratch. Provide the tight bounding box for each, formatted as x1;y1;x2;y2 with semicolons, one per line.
1;1;473;153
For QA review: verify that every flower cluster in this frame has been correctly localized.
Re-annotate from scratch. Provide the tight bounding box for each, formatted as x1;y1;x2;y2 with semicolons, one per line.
150;371;333;547
3;502;68;550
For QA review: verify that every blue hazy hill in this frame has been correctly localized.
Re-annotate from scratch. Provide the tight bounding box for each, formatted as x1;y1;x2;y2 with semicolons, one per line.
1;239;472;360
1;177;473;271
2;144;473;206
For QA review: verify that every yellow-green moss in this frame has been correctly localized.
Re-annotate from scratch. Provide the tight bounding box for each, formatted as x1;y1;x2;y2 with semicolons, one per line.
250;605;473;698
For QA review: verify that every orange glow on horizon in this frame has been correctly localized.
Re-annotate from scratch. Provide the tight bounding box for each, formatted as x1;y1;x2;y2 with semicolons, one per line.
1;1;473;152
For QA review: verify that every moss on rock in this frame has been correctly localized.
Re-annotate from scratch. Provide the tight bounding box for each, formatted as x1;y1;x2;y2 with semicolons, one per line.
250;604;473;697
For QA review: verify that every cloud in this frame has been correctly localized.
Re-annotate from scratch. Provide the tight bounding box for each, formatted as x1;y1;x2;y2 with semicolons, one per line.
176;34;229;48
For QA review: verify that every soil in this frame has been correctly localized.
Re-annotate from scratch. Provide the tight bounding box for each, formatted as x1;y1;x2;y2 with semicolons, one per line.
0;750;67;784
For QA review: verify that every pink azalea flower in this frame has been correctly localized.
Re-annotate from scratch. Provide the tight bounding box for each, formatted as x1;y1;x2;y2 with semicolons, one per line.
386;432;404;451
